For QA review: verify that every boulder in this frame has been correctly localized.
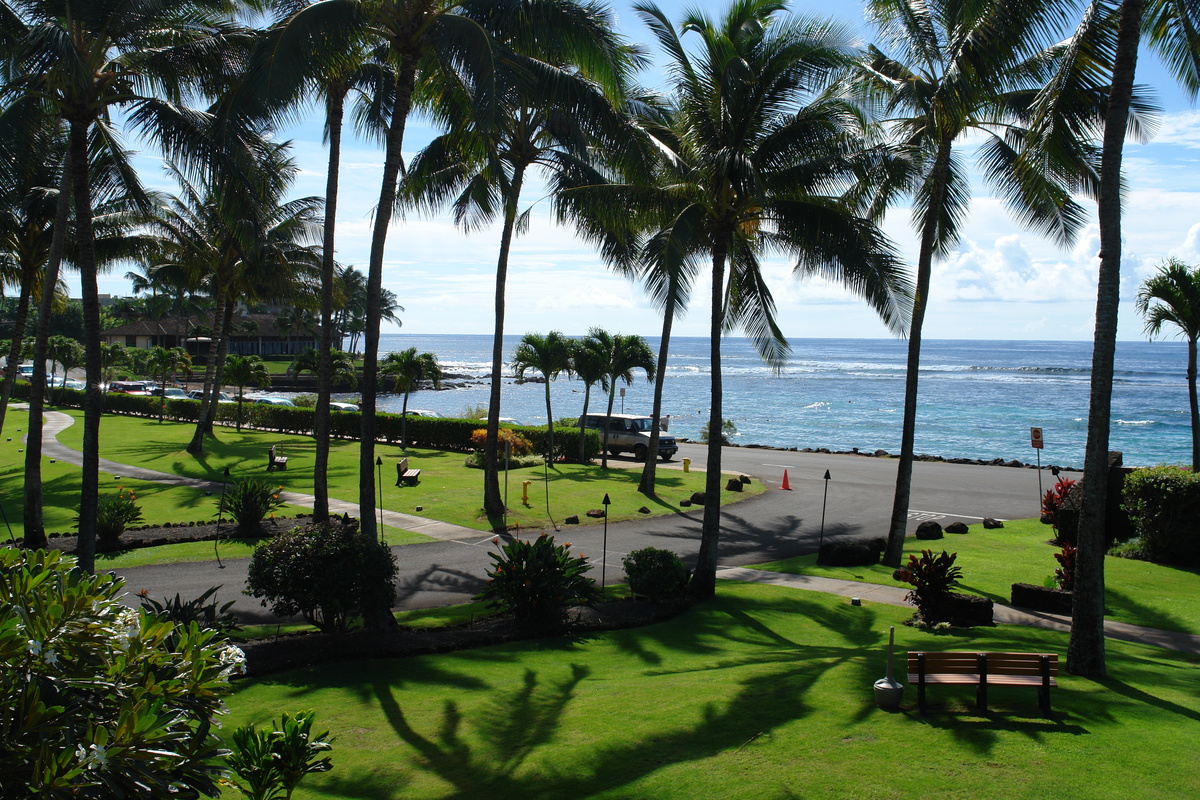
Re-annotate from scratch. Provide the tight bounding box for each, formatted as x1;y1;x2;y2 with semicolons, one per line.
725;478;743;492
874;449;889;457
638;506;651;514
915;521;943;540
944;521;969;534
679;499;692;507
983;517;1004;529
690;492;706;505
586;508;606;519
564;515;580;525
739;474;752;484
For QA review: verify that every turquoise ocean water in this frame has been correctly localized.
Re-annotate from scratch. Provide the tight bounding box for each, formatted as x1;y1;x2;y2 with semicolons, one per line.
369;334;1193;469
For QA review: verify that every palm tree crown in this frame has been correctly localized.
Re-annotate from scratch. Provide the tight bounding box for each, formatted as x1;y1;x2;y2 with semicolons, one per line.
512;331;573;458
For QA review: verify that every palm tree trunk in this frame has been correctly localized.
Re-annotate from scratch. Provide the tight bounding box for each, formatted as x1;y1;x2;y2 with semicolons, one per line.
639;296;676;495
68;118;101;573
543;380;554;460
361;67;415;549
693;241;729;598
1189;338;1198;472
884;138;954;569
578;384;593;462
1070;0;1144;679
0;267;36;435
22;159;72;551
484;172;526;521
314;85;347;523
187;288;226;453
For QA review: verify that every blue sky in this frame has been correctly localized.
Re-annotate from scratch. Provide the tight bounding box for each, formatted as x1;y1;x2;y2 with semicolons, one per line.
97;0;1200;342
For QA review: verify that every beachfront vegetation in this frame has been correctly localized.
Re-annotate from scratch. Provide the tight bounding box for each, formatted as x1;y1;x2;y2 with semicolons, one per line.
511;333;573;460
380;348;443;449
219;581;1200;800
1121;465;1200;567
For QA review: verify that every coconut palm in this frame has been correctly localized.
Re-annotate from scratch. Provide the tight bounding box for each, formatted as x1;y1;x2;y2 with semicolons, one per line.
511;332;573;459
570;333;610;463
100;341;128;391
46;334;83;404
148;345;192;423
1136;259;1200;470
592;330;656;469
224;354;270;432
562;0;911;596
379;347;443;448
856;0;1093;571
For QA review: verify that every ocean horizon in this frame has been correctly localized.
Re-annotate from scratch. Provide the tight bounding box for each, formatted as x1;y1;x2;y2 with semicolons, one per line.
356;334;1193;470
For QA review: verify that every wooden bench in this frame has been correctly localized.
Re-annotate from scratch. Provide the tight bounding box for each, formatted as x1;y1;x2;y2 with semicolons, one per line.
908;651;1058;714
395;457;421;486
267;445;288;472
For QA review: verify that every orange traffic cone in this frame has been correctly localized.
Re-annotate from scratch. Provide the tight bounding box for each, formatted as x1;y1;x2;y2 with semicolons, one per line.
781;469;791;490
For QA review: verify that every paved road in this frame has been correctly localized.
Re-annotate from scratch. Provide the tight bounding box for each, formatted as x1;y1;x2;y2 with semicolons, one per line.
114;440;1074;624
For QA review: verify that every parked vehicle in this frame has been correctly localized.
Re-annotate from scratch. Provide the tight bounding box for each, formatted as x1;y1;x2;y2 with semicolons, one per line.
579;413;677;461
404;409;442;418
149;387;189;400
108;381;152;395
186;390;235;403
254;396;296;407
329;401;359;412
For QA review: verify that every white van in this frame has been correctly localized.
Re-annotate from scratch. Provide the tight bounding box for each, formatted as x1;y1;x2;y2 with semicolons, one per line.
579;413;677;461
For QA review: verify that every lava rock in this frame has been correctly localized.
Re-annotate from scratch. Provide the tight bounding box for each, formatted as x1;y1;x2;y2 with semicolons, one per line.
586;508;606;519
983;517;1004;529
915;521;943;540
945;521;969;534
564;515;580;525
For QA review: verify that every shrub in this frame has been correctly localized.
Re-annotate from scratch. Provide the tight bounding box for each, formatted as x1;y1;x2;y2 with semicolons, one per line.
893;549;963;624
475;534;601;623
622;547;690;601
470;427;533;455
82;487;144;543
223;710;333;800
700;418;737;444
1053;543;1077;590
137;586;241;642
818;537;885;566
0;548;241;797
245;520;398;634
220;478;287;531
1040;476;1077;542
1122;465;1200;566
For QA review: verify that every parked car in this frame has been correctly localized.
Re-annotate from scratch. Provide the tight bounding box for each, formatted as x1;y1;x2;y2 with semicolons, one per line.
254;396;296;407
108;381;152;395
404;409;442;418
149;387;189;400
579;413;677;461
186;390;235;403
329;401;359;412
17;363;34;378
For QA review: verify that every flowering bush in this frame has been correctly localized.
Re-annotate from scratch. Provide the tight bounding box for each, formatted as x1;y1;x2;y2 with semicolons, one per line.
220;478;287;531
80;487;143;543
475;534;601;623
893;549;963;624
470;427;534;456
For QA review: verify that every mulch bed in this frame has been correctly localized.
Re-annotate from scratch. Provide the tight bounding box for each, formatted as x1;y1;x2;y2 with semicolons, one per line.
25;517;307;555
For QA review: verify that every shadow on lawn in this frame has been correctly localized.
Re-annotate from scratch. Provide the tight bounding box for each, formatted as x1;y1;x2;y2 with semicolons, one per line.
1105;587;1193;635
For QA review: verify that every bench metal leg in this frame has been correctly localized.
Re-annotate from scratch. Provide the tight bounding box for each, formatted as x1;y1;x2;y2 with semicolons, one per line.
917;653;927;714
976;653;988;712
1039;655;1052;715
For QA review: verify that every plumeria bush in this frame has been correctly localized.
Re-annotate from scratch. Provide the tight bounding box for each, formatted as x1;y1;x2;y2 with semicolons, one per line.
893;549;963;625
220;478;286;532
0;548;242;798
475;534;601;623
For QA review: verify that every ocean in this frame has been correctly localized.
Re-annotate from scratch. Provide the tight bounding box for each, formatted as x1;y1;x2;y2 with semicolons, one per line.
366;334;1194;469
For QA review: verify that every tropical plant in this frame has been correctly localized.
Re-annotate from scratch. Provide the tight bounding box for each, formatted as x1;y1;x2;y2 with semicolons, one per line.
99;341;128;389
511;332;572;458
475;534;601;623
1054;542;1078;590
1041;475;1078;541
1136;258;1200;471
223;354;271;432
81;487;144;544
223;711;333;800
1121;464;1200;567
218;478;286;532
700;418;738;445
0;548;241;797
569;333;610;462
244;520;398;634
148;345;192;422
137;586;241;643
892;548;964;624
470;427;534;457
292;347;357;389
45;334;83;404
380;347;443;448
591;329;656;468
560;0;911;596
622;547;690;601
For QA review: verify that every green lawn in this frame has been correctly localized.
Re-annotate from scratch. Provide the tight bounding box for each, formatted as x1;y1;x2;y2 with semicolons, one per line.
221;581;1200;800
51;410;755;532
752;518;1200;636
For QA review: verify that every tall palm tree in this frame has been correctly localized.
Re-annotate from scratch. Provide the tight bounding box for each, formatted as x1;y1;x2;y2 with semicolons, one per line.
1030;0;1200;677
148;345;192;422
223;353;270;432
595;331;656;468
511;331;572;459
565;0;911;597
292;346;358;389
379;347;443;448
401;1;639;522
570;332;609;462
1136;259;1200;470
857;0;1091;570
2;0;249;571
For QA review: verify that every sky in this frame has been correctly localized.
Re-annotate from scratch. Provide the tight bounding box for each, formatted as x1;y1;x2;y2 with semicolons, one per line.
93;0;1200;343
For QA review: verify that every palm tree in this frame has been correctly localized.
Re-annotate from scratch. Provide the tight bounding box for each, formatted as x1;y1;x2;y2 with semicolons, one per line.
562;0;911;597
148;345;192;423
224;354;270;432
100;341;128;391
511;332;572;459
46;334;83;405
1136;259;1200;470
857;0;1091;571
2;0;249;571
401;1;640;520
379;347;443;448
292;346;358;389
595;331;656;468
570;333;610;463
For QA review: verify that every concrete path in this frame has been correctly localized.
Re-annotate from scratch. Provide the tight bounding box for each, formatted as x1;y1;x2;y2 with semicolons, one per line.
718;567;1200;655
38;410;484;542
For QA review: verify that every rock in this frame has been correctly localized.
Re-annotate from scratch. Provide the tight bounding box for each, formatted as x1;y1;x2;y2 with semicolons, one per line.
565;515;580;525
915;521;943;540
983;517;1004;529
725;478;743;492
874;449;889;457
638;506;651;514
944;521;969;534
690;492;706;505
679;499;691;507
739;474;751;484
586;509;606;519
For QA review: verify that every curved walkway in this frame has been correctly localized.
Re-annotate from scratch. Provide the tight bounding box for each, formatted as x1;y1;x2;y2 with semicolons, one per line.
38;410;485;542
34;409;1200;656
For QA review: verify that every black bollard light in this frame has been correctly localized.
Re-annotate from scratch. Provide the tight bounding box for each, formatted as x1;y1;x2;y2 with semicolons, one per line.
214;466;230;569
601;493;611;590
376;456;384;544
818;470;831;554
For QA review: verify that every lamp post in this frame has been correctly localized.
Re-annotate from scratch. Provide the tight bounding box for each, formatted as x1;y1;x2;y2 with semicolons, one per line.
819;470;831;554
601;493;611;590
214;466;230;569
375;456;384;544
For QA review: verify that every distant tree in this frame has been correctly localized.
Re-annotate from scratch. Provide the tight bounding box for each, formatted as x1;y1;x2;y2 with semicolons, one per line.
45;335;83;405
594;330;655;468
292;347;357;388
1137;259;1200;471
511;332;572;458
380;348;443;448
100;341;128;391
570;333;609;462
224;354;270;432
148;346;192;422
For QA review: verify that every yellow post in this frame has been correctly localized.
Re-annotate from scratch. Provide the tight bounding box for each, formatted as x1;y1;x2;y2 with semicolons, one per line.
521;480;532;505
682;458;691;473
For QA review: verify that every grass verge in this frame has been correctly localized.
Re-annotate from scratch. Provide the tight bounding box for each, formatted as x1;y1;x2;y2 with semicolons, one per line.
220;581;1200;800
751;517;1200;636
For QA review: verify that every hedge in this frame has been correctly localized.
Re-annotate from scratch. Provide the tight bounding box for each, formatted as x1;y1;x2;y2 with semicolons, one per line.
1122;465;1200;567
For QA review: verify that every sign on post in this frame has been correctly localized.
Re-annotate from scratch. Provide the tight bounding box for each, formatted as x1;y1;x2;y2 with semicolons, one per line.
1030;427;1044;449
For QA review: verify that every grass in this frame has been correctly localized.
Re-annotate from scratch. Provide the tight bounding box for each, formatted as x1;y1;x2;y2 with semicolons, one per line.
220;581;1200;800
752;518;1200;636
50;409;756;533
